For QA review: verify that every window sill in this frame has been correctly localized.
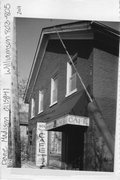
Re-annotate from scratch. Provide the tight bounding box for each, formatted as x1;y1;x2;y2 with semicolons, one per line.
65;88;77;97
30;116;35;120
38;110;43;114
49;101;57;107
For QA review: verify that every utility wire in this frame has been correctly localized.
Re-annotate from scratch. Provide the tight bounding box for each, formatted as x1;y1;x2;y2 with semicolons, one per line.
55;28;93;102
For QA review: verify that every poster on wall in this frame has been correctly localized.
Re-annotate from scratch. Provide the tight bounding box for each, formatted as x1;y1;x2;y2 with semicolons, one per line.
36;122;48;167
50;131;62;155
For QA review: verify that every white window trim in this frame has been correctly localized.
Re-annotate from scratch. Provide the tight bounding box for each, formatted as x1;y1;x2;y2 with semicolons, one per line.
49;101;57;107
38;90;44;114
31;98;35;119
66;62;77;97
50;75;58;106
65;88;77;97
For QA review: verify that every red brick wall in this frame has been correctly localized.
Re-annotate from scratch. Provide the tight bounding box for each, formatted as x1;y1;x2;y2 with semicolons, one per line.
27;38;118;169
93;48;118;135
28;40;93;163
30;40;93;119
83;47;118;171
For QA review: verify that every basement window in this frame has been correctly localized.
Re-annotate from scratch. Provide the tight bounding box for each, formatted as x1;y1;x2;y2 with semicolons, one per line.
50;74;58;106
31;98;35;118
66;53;78;97
38;90;44;113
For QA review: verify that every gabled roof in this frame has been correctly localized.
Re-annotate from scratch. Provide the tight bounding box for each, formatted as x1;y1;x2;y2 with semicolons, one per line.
24;21;120;103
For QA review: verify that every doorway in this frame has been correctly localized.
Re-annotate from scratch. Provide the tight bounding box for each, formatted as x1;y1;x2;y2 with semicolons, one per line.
62;125;85;170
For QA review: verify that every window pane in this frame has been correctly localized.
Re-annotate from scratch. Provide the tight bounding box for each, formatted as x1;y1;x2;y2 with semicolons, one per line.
49;131;62;155
39;91;44;113
51;75;58;104
66;54;78;95
31;98;35;118
53;78;57;102
69;73;76;92
53;88;57;102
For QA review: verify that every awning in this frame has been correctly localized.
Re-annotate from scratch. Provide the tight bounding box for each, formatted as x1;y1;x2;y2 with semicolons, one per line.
42;90;89;123
46;114;89;131
37;90;90;131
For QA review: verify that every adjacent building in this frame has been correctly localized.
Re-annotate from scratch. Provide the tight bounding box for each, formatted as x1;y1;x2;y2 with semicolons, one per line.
24;21;119;171
19;112;28;160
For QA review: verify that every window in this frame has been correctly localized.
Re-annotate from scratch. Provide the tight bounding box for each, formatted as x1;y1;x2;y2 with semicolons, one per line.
50;74;58;106
49;131;62;155
66;54;78;96
31;98;35;118
38;90;44;113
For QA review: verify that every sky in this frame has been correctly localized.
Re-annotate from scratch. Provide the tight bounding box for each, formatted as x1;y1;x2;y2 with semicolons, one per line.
16;18;119;82
16;18;74;81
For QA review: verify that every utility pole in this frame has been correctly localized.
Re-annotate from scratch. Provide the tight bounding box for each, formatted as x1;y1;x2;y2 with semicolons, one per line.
9;19;21;167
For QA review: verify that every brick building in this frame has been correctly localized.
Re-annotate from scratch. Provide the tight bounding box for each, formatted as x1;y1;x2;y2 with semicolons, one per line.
24;21;119;171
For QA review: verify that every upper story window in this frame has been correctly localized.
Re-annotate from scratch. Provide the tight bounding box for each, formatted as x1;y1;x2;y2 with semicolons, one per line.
66;53;78;96
50;74;58;106
31;98;35;118
38;90;44;113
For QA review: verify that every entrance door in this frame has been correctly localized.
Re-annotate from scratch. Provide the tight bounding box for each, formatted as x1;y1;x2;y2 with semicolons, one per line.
62;126;85;170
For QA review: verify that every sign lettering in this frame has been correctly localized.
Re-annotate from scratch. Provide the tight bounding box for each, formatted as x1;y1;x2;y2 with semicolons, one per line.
36;123;48;167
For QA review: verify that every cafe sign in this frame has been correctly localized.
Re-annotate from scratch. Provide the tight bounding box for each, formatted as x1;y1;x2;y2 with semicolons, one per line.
67;115;89;126
46;115;89;130
36;122;48;167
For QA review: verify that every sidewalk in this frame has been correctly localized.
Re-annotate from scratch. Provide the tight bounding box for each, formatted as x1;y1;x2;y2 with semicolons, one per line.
21;160;39;169
21;160;60;169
